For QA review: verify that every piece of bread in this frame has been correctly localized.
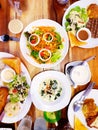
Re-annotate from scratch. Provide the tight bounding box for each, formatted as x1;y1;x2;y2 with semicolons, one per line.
74;116;88;130
1;57;21;74
90;116;98;129
87;4;98;18
82;98;98;129
68;31;87;47
0;87;9;115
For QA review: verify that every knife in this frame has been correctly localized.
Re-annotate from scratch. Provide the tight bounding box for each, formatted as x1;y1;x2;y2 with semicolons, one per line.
73;82;95;112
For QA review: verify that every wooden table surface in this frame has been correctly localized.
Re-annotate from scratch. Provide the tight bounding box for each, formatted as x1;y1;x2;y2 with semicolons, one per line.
0;0;98;129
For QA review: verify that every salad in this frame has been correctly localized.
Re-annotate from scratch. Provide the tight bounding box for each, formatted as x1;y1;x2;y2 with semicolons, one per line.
24;26;64;64
65;6;88;33
8;75;30;103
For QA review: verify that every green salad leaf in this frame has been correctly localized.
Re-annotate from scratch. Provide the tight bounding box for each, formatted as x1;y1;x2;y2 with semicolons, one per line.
51;51;61;62
65;6;88;32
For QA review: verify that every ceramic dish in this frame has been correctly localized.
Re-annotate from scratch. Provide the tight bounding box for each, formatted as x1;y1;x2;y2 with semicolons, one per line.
65;61;91;87
20;19;69;68
0;52;31;123
68;89;98;130
30;70;71;112
62;0;98;48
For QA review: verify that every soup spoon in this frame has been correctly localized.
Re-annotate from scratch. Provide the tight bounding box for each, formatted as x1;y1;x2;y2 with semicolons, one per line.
67;55;96;75
73;82;95;112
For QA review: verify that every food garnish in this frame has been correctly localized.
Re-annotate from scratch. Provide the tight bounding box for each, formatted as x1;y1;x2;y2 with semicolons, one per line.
74;116;88;130
29;33;40;46
39;48;51;62
39;78;62;102
4;102;20;117
65;6;88;33
8;75;30;103
68;31;87;47
24;26;64;64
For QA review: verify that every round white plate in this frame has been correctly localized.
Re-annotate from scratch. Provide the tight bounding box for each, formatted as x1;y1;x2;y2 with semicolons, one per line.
20;19;69;68
62;0;98;48
0;52;31;123
30;70;71;112
68;89;98;130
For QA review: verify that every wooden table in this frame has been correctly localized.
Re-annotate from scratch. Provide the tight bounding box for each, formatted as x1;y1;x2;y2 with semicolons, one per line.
0;0;98;129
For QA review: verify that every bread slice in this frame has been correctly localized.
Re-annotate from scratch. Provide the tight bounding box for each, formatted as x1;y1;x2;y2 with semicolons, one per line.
90;116;98;129
74;116;88;130
68;31;87;47
1;57;21;74
82;98;98;128
0;87;9;115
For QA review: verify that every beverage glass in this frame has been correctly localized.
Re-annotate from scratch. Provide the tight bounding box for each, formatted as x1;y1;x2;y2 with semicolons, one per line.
17;115;32;130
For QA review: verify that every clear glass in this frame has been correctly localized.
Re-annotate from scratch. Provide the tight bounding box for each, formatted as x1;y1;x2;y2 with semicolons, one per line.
34;117;47;130
17;115;32;130
57;0;69;4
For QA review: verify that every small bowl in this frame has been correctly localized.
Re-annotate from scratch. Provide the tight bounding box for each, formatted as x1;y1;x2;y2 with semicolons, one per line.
43;32;53;42
1;68;16;83
29;33;40;46
76;27;91;42
70;65;91;86
39;48;51;62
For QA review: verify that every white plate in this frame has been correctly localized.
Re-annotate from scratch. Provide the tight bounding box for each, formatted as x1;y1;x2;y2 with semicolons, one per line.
68;89;98;130
30;70;71;112
62;0;98;48
0;52;31;123
20;19;69;68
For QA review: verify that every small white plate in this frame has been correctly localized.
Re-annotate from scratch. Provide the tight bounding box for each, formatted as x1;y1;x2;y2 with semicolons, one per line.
30;70;71;112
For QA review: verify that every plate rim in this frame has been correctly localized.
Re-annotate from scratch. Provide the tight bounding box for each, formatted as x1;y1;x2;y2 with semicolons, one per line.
68;89;98;130
30;70;71;112
0;52;31;123
20;19;69;68
62;0;98;48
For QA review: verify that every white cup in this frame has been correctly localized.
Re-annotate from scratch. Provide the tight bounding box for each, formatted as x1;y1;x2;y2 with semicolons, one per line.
70;64;91;86
76;27;91;42
8;19;23;34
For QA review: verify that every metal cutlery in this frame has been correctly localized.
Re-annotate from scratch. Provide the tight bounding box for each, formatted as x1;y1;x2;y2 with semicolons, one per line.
0;34;20;42
67;56;96;75
73;82;95;112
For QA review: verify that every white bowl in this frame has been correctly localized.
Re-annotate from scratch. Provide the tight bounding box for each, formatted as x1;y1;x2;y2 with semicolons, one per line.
76;27;91;42
70;64;91;85
1;68;16;83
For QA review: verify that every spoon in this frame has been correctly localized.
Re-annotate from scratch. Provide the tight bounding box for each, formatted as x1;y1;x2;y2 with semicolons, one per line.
0;34;20;42
67;56;96;75
73;82;95;112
